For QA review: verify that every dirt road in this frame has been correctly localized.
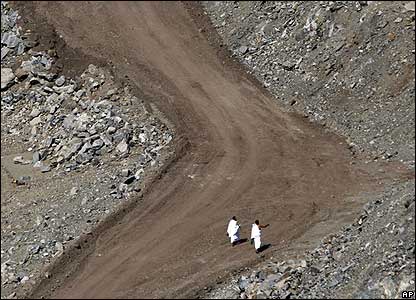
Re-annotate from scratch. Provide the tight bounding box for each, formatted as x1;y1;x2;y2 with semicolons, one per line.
20;2;402;298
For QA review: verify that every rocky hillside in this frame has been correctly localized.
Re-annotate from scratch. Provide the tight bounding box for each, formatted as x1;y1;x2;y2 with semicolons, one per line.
204;1;415;167
203;1;415;299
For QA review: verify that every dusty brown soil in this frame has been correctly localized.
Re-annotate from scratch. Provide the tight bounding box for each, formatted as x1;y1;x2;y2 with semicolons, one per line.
12;1;410;299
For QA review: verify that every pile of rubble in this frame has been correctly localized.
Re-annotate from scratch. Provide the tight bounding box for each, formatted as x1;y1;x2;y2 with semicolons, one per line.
1;1;27;61
2;59;172;196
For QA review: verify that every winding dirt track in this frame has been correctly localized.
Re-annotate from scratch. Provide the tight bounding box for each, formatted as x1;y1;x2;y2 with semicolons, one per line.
22;2;395;299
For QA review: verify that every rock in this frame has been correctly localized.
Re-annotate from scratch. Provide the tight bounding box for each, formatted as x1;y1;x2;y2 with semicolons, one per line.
92;138;104;149
66;141;83;160
55;75;65;87
13;156;31;165
238;45;248;54
55;241;64;253
116;139;129;155
76;152;93;164
15;176;31;185
107;126;117;134
30;108;41;118
32;151;42;164
29;116;42;126
256;270;267;281
1;68;15;90
279;61;296;71
100;133;113;146
1;47;10;60
119;183;128;193
63;116;75;130
4;33;19;48
121;169;131;177
70;187;79;196
14;67;30;80
33;161;43;168
16;42;25;55
106;89;117;97
134;168;144;179
79;141;92;154
404;2;415;11
40;165;51;173
20;275;30;284
238;277;250;291
387;32;396;41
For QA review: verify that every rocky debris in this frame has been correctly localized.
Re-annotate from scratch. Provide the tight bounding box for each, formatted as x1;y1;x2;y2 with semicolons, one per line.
1;1;32;63
204;1;415;167
1;2;174;298
1;54;173;193
207;181;415;299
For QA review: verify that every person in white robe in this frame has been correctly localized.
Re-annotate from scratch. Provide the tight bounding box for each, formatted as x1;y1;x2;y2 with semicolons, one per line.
252;220;269;253
250;223;256;245
227;216;240;246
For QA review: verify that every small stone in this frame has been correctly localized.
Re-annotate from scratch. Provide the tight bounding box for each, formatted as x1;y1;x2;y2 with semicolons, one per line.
29;116;42;126
134;168;144;179
116;139;129;155
238;45;248;54
70;187;78;196
107;126;117;134
1;47;10;60
16;42;26;55
106;89;117;97
387;32;396;41
40;165;51;173
55;242;64;253
92;138;104;149
55;75;65;87
15;176;31;185
32;151;42;163
121;169;131;177
63;116;75;130
1;68;15;90
13;156;31;165
20;275;30;284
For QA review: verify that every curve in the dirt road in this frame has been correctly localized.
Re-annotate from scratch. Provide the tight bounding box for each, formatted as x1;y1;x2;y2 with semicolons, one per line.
22;2;390;299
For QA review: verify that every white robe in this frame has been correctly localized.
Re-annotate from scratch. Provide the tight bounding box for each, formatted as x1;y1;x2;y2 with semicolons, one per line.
227;219;240;243
231;224;240;243
252;224;261;250
250;224;256;240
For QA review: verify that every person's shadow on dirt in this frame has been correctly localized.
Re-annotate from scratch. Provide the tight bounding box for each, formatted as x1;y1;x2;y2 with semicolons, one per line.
256;243;272;253
232;238;248;246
